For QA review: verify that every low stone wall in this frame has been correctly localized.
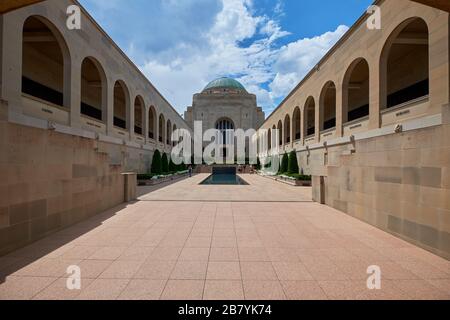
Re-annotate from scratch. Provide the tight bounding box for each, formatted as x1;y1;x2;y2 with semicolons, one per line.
300;120;450;259
0;101;129;256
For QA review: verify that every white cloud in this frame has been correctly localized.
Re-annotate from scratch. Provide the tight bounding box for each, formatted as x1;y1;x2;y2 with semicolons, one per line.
269;25;349;100
140;0;284;112
82;0;349;116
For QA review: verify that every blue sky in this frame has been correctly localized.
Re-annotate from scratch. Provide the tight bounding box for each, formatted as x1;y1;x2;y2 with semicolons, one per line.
79;0;373;115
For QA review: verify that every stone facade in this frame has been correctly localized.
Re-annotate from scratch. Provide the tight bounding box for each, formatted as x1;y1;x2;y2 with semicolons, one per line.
0;99;128;256
303;113;450;259
0;0;191;172
0;0;190;255
258;0;450;259
185;78;265;134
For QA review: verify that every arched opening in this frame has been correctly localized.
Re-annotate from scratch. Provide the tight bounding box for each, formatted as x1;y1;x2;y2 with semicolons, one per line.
172;124;177;147
268;129;272;151
166;120;172;145
304;97;316;138
134;96;145;135
277;120;283;147
80;57;106;122
159;114;165;143
216;118;235;158
113;80;129;130
284;115;291;145
22;16;70;109
216;118;235;145
272;125;277;149
293;107;301;141
343;58;370;123
381;18;429;109
148;106;156;140
320;81;336;131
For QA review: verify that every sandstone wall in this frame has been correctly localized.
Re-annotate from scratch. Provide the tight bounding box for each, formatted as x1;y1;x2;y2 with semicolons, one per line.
0;100;129;256
299;119;450;259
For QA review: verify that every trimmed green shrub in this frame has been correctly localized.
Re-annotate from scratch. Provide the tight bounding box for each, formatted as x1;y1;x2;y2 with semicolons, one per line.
279;153;288;174
287;151;299;174
284;173;312;181
161;153;169;173
169;157;176;172
137;174;156;180
256;157;261;170
151;150;162;175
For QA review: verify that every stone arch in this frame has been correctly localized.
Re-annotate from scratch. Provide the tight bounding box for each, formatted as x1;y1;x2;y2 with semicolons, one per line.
159;113;165;143
319;81;336;131
284;114;291;145
277;120;283;147
113;80;130;130
293;107;301;141
380;17;429;110
21;15;71;110
342;58;370;123
166;119;172;145
134;95;145;135
304;96;316;138
148;106;157;140
80;56;107;122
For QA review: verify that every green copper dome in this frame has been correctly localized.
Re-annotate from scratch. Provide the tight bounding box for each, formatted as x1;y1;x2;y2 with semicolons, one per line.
203;77;246;92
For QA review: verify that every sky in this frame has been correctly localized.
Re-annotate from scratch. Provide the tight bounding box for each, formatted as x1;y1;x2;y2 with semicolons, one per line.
79;0;373;116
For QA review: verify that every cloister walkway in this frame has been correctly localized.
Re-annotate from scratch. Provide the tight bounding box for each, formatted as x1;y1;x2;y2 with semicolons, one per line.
0;175;449;300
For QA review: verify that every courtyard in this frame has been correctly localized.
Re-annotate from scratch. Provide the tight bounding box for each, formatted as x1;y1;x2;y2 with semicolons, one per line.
0;175;449;300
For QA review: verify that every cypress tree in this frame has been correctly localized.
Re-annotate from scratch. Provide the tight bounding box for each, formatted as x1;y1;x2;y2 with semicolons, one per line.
256;157;261;170
169;157;176;172
161;153;169;174
288;151;299;174
279;153;289;174
151;150;162;175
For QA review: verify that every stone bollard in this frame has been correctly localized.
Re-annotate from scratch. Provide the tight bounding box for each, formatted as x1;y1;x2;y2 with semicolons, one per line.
122;172;137;202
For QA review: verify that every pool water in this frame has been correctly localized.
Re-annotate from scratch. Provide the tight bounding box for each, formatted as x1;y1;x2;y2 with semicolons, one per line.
200;173;248;185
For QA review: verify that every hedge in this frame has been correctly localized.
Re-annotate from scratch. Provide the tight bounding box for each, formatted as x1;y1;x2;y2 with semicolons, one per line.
283;173;312;181
169;157;176;172
151;150;162;174
161;153;169;173
287;151;299;174
279;153;288;174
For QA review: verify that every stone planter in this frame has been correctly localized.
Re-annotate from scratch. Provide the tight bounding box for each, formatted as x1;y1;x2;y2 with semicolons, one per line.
258;173;312;187
138;173;189;186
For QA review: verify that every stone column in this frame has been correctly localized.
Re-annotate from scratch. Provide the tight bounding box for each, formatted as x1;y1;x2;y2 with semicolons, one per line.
335;81;344;137
428;14;450;114
106;79;114;135
369;61;381;130
290;113;294;148
69;57;81;128
128;94;134;140
315;95;321;143
143;106;149;145
1;15;23;113
155;113;160;149
300;107;305;145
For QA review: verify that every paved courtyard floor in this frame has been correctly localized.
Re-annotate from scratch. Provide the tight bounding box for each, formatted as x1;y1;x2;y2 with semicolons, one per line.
0;175;449;300
138;174;313;202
